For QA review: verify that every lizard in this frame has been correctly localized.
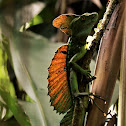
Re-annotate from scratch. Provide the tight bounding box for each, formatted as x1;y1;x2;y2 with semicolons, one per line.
48;12;98;126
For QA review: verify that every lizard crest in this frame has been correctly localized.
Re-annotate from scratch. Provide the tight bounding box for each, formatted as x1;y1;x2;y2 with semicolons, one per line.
48;12;98;120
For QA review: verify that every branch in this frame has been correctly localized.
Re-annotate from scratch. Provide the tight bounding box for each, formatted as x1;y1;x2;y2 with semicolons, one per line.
86;0;118;62
72;0;118;126
118;0;126;125
86;1;125;126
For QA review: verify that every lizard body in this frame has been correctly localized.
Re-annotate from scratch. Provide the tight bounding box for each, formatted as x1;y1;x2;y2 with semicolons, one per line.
48;12;98;125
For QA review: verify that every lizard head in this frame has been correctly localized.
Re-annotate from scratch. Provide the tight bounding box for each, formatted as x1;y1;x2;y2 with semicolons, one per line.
70;12;98;42
52;12;98;42
80;12;98;25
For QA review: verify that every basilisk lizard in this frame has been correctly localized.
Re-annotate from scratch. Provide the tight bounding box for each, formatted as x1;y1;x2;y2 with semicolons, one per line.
48;12;98;126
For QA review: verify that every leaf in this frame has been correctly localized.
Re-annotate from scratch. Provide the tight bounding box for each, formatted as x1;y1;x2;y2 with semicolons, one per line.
0;43;31;126
0;1;45;30
0;89;31;126
18;101;47;126
8;31;64;126
0;1;64;125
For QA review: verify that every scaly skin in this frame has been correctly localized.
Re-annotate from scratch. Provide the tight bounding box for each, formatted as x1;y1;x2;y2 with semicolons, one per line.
48;12;98;126
65;13;98;126
66;13;98;97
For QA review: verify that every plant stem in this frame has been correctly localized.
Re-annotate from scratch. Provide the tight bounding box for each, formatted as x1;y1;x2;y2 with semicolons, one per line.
86;1;124;126
72;0;119;125
118;2;126;126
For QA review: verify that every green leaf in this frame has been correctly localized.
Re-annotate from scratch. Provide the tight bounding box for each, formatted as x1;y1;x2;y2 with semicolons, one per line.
8;31;64;126
29;15;43;27
0;43;31;126
0;89;31;126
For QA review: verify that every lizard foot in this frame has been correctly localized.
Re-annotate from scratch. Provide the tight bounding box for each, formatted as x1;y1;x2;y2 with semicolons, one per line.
74;92;106;116
74;92;106;103
84;70;96;82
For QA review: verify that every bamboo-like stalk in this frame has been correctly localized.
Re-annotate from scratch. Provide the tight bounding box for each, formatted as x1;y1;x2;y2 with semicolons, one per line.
86;2;124;126
72;0;119;125
118;2;126;126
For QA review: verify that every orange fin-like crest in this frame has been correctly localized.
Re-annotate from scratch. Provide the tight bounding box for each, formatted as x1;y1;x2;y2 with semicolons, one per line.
53;14;77;35
48;45;72;113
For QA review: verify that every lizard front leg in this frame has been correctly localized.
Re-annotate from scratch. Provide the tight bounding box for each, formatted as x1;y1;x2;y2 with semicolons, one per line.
69;45;95;97
69;46;105;105
69;45;94;81
70;69;90;97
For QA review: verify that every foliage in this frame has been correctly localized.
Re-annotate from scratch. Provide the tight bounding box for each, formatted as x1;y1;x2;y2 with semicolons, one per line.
0;0;125;126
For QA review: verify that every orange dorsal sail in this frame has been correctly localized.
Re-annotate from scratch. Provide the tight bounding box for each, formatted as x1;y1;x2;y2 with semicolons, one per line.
48;45;72;113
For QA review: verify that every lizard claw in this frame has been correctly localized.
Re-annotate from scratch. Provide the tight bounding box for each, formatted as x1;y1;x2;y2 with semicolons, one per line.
91;76;96;80
85;70;96;82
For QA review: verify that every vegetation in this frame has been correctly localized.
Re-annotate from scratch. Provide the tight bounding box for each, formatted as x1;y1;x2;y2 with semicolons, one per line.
0;0;125;126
